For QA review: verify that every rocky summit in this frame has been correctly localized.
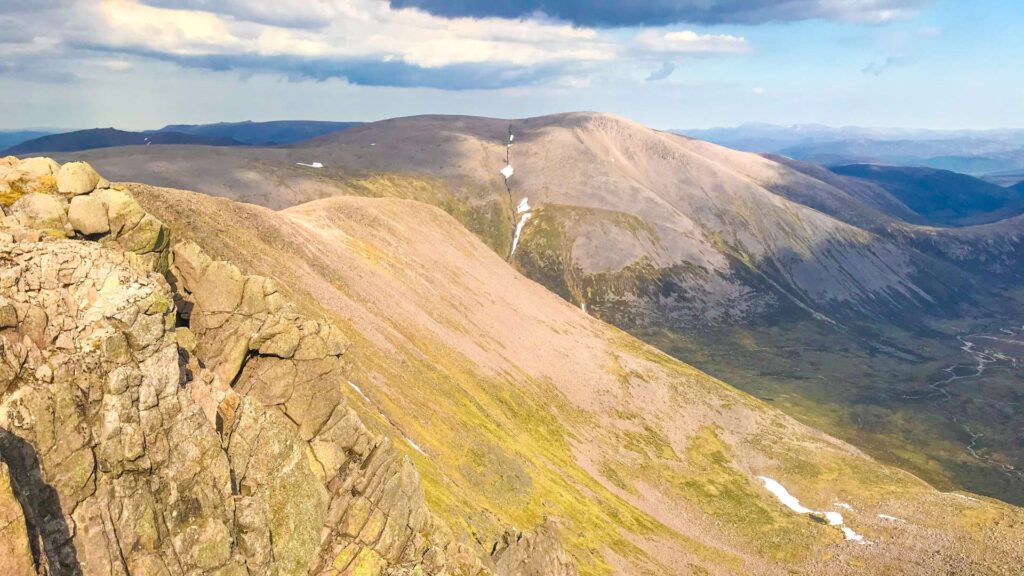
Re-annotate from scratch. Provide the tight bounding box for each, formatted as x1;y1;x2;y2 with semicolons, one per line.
1;157;1023;576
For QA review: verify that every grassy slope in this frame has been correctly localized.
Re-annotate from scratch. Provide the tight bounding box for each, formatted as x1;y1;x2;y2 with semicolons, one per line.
132;184;1024;576
505;196;1024;506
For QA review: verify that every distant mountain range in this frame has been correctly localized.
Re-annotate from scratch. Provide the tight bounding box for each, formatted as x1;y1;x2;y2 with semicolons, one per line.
155;120;363;146
4;128;244;155
676;123;1024;180
2;120;362;155
0;130;56;150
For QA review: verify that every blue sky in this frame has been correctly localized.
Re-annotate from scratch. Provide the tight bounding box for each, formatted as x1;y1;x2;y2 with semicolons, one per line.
1;0;1022;130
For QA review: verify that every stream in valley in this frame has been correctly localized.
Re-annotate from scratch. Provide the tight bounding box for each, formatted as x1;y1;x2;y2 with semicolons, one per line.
902;326;1024;482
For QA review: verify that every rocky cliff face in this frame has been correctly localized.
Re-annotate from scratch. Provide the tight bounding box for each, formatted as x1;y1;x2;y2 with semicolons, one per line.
0;157;574;575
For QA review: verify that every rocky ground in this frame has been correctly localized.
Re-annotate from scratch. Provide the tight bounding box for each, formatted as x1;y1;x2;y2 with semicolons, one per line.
0;157;575;575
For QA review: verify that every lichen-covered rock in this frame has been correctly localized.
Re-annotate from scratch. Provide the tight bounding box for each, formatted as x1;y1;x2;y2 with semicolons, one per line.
0;240;242;575
0;461;36;576
16;157;60;178
8;192;69;237
488;519;577;576
91;188;145;236
1;165;171;275
56;161;101;195
92;188;170;270
172;240;347;385
67;194;110;235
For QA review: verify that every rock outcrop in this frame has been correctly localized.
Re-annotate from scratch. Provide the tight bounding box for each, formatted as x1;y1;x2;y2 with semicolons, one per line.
170;240;474;576
1;157;169;271
0;239;240;575
0;460;35;576
0;159;572;575
487;519;577;576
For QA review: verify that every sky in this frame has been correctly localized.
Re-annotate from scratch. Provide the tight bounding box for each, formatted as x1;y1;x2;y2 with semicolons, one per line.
1;0;1022;131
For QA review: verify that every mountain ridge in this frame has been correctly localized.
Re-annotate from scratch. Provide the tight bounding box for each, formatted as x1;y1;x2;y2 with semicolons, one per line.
50;111;1024;505
4;127;243;155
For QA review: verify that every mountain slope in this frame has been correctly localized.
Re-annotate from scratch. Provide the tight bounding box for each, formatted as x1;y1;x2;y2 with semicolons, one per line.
5;156;1024;574
56;112;1024;505
830;164;1024;226
5;128;243;154
155;120;362;145
63;114;966;320
131;181;1024;576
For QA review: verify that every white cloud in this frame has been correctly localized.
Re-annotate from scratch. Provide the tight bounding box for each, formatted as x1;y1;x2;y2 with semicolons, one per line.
0;0;753;89
86;0;614;69
635;30;750;55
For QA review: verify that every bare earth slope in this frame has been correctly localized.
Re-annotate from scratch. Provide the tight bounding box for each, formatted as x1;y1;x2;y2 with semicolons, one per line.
130;182;1024;576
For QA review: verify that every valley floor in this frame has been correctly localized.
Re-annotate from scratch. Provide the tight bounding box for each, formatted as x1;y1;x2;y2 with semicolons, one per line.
643;293;1024;506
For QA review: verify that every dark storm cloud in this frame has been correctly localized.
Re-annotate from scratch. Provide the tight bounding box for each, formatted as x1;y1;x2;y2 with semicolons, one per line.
389;0;927;26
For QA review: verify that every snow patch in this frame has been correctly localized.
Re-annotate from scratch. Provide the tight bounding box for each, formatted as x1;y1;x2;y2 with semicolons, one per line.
405;436;426;455
758;477;815;514
347;380;370;402
296;162;324;168
500;165;514;179
823;511;844;526
509;196;533;257
510;213;531;256
517;197;531;214
834;501;854;511
842;527;865;542
758;476;869;544
877;514;901;521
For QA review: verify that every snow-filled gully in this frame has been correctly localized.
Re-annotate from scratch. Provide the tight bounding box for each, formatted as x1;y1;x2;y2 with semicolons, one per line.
501;125;533;260
757;476;869;543
510;197;532;257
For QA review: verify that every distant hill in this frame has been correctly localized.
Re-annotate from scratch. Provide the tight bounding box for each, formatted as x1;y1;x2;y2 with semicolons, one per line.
4;128;242;155
0;130;54;151
676;124;1024;175
153;120;362;146
830;163;1024;226
985;169;1024;188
